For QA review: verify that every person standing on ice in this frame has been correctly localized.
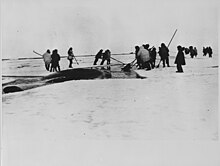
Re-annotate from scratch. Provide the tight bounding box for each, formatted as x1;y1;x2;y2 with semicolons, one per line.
137;45;151;70
150;47;157;69
203;47;207;56
189;46;196;58
67;47;75;68
194;47;198;57
207;47;213;58
93;49;103;65
50;49;61;72
143;43;154;68
134;46;141;68
174;45;185;73
42;49;51;71
158;43;170;67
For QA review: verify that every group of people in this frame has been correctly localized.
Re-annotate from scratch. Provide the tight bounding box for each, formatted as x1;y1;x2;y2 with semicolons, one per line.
203;46;213;57
134;43;170;70
93;49;111;69
183;46;213;58
40;44;213;74
134;43;185;73
133;43;214;73
183;46;198;58
42;49;61;72
41;47;77;72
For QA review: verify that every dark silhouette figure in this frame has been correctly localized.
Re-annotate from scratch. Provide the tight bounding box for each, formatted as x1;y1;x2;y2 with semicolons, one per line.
143;44;155;69
202;47;212;57
149;47;156;69
50;49;61;72
67;47;74;68
189;46;196;58
207;47;213;58
143;44;150;50
174;45;186;73
203;47;207;56
194;47;198;57
184;47;190;55
158;43;170;67
135;46;141;68
100;49;111;69
93;49;103;65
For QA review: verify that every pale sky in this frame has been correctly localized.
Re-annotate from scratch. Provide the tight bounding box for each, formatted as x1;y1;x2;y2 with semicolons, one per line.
1;0;219;58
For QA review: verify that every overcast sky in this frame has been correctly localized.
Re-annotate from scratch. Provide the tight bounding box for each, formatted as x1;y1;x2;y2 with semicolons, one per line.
1;0;218;58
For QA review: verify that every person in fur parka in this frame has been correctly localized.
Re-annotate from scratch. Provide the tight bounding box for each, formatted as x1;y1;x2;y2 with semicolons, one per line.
174;45;186;73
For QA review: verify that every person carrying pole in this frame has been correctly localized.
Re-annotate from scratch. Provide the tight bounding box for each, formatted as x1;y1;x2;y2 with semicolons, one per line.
174;45;186;73
33;49;51;71
158;43;170;67
156;29;177;68
67;47;78;68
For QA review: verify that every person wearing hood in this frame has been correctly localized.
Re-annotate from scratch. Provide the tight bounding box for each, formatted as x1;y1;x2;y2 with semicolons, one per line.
67;47;74;68
50;49;61;72
174;45;186;73
42;49;51;71
100;49;111;69
203;47;207;56
207;47;213;58
137;45;151;70
93;49;103;65
189;46;196;58
194;47;198;57
158;43;170;67
150;47;157;69
134;46;141;68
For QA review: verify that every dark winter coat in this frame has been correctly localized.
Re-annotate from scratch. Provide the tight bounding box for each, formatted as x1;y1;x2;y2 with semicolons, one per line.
174;51;185;65
51;52;60;65
95;50;103;59
159;46;169;60
103;50;111;60
67;49;74;60
150;49;157;60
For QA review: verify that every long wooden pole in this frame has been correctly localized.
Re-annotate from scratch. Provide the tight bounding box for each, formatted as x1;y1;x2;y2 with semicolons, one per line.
33;50;43;56
110;57;126;65
73;55;79;65
167;29;178;47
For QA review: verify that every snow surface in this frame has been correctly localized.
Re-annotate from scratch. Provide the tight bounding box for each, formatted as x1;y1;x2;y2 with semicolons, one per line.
1;54;219;166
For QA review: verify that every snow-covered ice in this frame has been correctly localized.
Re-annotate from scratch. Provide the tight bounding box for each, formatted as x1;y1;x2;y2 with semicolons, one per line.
1;54;219;166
